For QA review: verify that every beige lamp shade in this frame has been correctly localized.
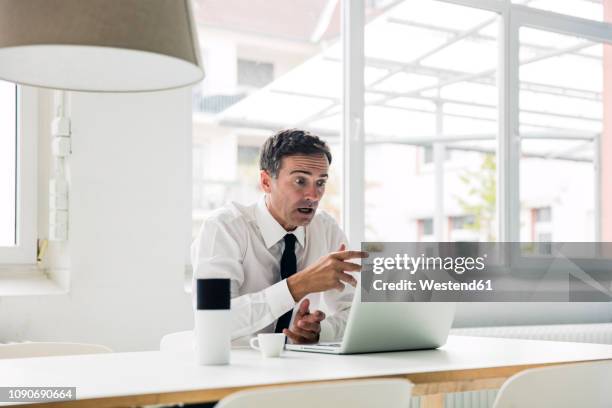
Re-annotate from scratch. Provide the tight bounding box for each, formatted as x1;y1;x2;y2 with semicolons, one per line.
0;0;204;92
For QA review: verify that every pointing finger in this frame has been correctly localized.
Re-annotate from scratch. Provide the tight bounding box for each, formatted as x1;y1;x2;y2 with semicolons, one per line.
334;250;369;261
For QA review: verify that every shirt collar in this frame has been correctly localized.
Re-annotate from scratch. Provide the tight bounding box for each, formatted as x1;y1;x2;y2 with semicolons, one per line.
255;195;305;249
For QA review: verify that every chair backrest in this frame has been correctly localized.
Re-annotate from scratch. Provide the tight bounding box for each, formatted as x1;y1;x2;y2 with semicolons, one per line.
493;360;612;408
215;379;413;408
160;330;193;352
0;342;112;359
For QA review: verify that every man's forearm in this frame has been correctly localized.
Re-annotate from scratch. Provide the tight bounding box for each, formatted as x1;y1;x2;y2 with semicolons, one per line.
287;274;309;302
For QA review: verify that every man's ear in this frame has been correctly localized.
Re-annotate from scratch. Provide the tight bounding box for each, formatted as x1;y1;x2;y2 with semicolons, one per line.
260;169;272;193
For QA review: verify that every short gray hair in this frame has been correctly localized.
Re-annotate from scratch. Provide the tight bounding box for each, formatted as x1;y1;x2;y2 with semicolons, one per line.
259;129;332;178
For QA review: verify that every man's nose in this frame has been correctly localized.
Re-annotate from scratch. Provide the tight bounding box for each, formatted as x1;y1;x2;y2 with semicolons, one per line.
304;184;321;202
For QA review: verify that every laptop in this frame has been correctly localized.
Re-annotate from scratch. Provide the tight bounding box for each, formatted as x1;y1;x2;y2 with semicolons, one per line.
286;287;455;354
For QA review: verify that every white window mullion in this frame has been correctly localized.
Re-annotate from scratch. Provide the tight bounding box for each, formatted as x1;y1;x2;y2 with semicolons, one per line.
438;0;505;13
342;0;365;246
434;101;445;241
498;3;521;242
17;87;38;262
595;134;602;242
0;86;38;264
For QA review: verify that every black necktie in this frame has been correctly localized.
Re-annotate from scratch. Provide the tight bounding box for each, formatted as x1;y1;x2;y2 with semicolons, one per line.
275;234;297;333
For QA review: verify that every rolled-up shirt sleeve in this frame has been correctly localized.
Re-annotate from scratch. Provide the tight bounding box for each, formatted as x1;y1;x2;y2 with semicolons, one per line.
191;217;295;340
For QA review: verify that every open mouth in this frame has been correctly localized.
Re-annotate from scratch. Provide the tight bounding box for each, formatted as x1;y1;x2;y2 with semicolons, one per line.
297;208;314;214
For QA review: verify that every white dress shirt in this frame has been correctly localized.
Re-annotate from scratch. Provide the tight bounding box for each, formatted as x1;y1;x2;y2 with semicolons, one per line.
191;196;353;345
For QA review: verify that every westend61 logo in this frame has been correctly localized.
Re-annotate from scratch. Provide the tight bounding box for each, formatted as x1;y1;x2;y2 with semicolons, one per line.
361;242;612;302
372;253;487;275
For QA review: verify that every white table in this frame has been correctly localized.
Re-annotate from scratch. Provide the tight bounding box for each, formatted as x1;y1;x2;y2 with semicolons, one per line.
2;335;612;408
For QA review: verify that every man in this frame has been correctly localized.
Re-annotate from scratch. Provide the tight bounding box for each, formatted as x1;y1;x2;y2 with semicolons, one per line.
191;129;367;344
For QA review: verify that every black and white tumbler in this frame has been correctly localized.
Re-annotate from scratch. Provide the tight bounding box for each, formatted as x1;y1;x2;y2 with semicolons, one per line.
195;278;230;365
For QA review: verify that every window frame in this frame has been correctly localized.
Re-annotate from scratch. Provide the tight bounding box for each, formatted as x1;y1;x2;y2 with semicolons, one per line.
342;0;612;243
510;4;612;241
0;86;38;265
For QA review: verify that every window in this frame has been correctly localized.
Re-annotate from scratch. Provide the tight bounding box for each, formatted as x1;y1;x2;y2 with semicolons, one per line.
423;146;434;164
518;27;607;242
237;59;274;88
451;215;476;230
537;232;552;242
191;0;342;238
528;206;552;242
190;0;612;246
421;145;451;165
0;82;17;247
419;218;434;239
363;0;499;242
423;218;433;235
535;207;551;223
0;84;37;264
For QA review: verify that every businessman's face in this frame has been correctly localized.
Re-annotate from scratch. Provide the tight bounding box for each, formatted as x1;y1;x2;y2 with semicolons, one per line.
261;154;329;231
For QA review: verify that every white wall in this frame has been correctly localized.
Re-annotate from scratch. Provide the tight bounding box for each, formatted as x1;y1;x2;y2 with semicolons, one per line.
0;89;194;351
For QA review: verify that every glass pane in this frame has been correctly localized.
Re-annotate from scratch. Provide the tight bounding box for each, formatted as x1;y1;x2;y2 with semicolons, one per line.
364;0;499;242
511;0;606;22
518;28;609;242
0;81;16;246
191;0;342;238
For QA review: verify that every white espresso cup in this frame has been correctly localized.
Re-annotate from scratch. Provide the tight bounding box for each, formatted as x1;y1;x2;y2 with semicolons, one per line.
249;333;286;357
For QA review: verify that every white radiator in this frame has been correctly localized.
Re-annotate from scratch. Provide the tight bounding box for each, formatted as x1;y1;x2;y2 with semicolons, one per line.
411;323;612;408
451;323;612;345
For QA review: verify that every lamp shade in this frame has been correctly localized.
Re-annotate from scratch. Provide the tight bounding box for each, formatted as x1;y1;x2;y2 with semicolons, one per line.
0;0;204;92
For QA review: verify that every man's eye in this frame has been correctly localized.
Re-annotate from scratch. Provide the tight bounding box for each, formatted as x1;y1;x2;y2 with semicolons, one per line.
295;178;305;185
317;180;327;187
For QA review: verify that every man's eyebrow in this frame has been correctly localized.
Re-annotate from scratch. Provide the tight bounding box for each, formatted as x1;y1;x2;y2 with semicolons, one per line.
289;170;329;178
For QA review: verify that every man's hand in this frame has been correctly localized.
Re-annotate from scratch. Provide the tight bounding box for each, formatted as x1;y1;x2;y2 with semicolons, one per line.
287;244;368;301
283;299;325;344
